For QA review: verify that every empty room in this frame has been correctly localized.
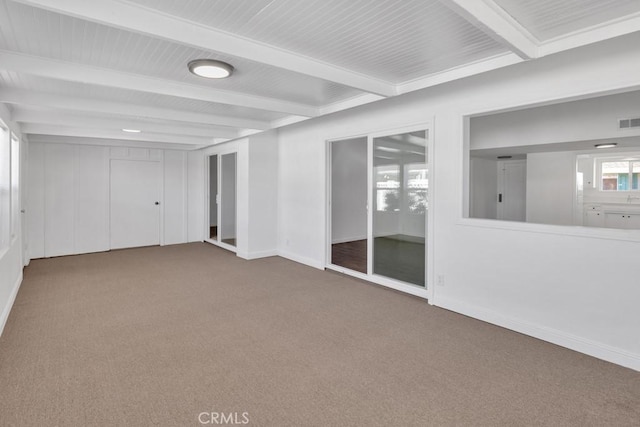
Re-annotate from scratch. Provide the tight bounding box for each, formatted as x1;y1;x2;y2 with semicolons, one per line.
1;1;639;425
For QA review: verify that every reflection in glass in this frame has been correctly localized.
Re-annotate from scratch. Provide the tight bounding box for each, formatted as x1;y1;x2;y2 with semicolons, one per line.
220;153;236;247
209;155;218;240
602;161;640;191
373;131;427;286
376;165;400;212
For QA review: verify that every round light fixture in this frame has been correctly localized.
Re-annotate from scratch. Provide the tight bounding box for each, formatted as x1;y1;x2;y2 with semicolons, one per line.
122;128;141;133
595;143;617;149
188;59;234;79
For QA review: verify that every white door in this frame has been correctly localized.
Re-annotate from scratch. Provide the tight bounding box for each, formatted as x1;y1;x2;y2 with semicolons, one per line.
497;160;526;221
110;160;160;249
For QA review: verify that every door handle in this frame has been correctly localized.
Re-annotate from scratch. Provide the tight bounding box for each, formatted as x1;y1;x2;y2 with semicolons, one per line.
498;193;503;203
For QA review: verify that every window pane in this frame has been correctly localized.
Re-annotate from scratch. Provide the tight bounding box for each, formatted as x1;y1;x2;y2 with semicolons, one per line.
618;173;629;191
633;162;640;190
220;153;236;247
373;130;427;287
602;161;628;191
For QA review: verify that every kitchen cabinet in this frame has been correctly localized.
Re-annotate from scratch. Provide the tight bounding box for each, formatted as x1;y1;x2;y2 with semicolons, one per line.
604;212;640;229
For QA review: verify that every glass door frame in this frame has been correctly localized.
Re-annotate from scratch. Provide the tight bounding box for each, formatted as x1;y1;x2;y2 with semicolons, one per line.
204;147;238;253
325;123;434;300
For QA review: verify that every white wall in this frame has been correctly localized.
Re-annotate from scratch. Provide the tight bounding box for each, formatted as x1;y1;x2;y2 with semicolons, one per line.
470;157;497;219
246;130;278;257
331;138;367;243
0;103;24;336
188;150;204;242
470;90;640;150
196;132;278;259
526;152;576;226
43;144;77;256
28;142;190;257
276;33;640;370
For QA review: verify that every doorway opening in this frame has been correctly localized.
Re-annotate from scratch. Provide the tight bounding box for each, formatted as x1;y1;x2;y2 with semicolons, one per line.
206;152;237;251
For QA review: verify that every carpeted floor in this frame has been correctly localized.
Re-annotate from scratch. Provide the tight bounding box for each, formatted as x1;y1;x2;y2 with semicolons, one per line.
0;243;638;426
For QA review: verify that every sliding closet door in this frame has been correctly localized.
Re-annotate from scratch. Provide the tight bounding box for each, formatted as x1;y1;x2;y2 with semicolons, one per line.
330;137;368;273
372;131;427;286
220;153;237;247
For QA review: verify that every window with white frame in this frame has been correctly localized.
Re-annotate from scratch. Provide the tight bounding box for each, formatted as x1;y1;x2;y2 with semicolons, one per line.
599;157;640;191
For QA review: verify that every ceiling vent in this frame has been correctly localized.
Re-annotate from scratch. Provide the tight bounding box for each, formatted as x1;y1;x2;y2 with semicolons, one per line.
619;118;640;129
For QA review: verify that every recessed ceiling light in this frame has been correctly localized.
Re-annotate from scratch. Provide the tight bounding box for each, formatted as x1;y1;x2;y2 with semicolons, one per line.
122;128;141;133
188;59;234;79
595;143;617;149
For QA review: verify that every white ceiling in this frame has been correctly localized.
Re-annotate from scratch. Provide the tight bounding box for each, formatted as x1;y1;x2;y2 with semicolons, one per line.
0;0;639;149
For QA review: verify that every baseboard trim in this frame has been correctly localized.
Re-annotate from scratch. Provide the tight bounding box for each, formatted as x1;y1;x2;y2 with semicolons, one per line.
237;250;278;260
278;250;324;270
435;296;640;372
0;271;23;338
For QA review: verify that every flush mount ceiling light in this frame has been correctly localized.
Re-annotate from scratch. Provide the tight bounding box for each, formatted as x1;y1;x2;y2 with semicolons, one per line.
188;59;234;79
595;143;617;149
122;128;141;133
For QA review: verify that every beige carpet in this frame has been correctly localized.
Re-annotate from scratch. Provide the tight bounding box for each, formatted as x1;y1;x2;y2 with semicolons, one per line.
0;243;638;426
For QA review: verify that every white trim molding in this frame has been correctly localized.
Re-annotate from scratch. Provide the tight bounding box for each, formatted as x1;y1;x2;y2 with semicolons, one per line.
0;272;23;338
435;296;640;372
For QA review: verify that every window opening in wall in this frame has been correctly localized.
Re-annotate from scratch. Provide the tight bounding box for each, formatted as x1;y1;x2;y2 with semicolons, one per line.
467;89;640;232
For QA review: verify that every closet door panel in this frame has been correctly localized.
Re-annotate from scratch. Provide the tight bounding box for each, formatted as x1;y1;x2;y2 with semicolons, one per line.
44;144;75;257
75;145;109;254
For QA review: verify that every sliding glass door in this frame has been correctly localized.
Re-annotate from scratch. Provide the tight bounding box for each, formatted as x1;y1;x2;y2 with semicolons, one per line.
209;155;218;241
207;152;237;250
372;131;427;287
330;137;368;273
220;153;237;247
328;127;429;294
